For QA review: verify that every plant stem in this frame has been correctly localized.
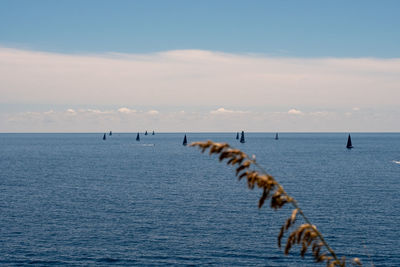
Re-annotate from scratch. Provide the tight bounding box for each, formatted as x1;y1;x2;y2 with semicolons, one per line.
251;159;341;265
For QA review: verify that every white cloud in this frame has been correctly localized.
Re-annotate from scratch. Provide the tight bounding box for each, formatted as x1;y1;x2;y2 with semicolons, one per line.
86;109;114;114
147;110;159;115
118;107;136;114
352;107;361;111
210;107;247;114
211;107;233;114
288;109;303;115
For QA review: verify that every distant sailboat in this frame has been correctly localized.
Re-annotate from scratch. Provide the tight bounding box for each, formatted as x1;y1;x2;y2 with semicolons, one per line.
103;133;106;140
109;131;112;136
136;133;140;141
152;130;155;135
240;131;245;143
183;134;188;146
275;133;279;140
145;130;148;135
346;134;353;149
236;132;239;140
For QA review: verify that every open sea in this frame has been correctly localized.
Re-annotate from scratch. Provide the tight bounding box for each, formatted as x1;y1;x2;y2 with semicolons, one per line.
0;133;399;266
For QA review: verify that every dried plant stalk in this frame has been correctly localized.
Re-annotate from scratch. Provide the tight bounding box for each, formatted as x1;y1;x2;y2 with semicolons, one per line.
191;140;362;267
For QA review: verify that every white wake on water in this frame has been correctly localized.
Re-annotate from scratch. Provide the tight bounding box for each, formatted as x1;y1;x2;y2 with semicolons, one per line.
131;143;155;147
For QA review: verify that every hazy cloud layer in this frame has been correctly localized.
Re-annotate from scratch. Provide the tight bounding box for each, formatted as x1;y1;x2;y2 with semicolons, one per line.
0;47;399;131
1;107;398;132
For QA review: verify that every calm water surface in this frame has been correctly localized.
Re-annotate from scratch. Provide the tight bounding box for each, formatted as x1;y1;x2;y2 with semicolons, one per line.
0;133;399;266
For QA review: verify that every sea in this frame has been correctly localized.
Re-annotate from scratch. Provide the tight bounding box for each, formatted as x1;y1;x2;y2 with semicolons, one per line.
0;133;399;266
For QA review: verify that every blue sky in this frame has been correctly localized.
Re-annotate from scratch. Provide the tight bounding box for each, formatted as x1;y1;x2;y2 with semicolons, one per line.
0;1;399;132
1;0;400;57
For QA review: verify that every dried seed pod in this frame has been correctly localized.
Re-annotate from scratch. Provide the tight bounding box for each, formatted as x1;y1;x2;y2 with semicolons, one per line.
313;245;321;259
285;231;297;254
312;241;323;253
246;171;258;189
232;157;245;165
209;145;218;154
259;187;269;208
271;191;289;209
242;160;251;168
219;151;231;161
290;209;299;224
284;218;292;230
301;240;308;257
238;171;249;181
352;258;362;266
278;225;285;248
236;165;246;175
235;161;251;175
226;157;236;165
316;253;327;263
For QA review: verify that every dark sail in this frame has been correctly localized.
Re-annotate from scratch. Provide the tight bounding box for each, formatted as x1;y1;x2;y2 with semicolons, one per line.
183;134;187;146
109;131;112;136
145;130;148;135
275;133;279;140
346;134;353;149
136;133;140;141
236;132;239;140
103;133;106;140
152;130;155;135
240;131;245;143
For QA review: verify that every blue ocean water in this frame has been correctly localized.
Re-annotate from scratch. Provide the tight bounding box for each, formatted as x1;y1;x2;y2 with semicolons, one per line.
0;133;399;266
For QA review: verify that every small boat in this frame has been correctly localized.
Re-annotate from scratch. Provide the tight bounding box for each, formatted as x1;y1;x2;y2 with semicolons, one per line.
145;130;148;135
152;130;155;135
240;131;245;143
236;132;239;140
103;133;106;140
183;134;188;146
346;134;353;149
109;131;112;136
275;133;279;140
136;133;140;141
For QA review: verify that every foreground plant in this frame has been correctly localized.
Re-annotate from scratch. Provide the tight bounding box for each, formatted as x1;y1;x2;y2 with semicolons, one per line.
191;140;362;267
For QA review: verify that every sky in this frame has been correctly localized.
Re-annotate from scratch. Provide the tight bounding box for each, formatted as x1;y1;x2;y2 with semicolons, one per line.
0;0;399;132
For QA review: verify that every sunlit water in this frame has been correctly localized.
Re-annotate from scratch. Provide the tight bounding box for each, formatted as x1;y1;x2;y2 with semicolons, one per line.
0;133;399;266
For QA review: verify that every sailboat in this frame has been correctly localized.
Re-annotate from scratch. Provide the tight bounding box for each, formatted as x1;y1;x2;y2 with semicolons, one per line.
346;134;353;149
145;130;148;135
136;133;140;141
236;132;239;140
109;131;112;136
183;134;188;146
240;131;245;143
152;130;155;135
103;133;106;140
275;133;279;140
